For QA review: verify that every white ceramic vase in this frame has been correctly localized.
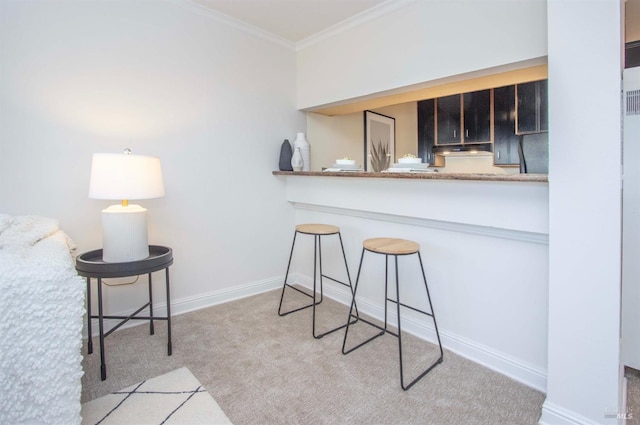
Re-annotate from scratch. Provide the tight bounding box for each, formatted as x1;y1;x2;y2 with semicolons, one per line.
291;147;303;172
293;132;310;172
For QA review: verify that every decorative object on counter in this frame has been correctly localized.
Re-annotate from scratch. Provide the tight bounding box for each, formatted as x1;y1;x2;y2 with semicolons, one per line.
398;154;422;164
336;157;356;166
369;140;390;172
364;110;395;171
291;147;303;172
326;157;361;172
278;139;293;171
390;153;431;172
293;132;310;172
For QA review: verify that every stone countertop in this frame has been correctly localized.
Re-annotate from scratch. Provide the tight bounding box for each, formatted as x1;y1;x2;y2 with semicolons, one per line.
272;170;548;183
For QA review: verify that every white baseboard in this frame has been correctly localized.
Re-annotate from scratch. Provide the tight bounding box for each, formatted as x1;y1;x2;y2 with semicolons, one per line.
294;275;547;393
83;275;282;339
539;401;608;425
83;272;547;393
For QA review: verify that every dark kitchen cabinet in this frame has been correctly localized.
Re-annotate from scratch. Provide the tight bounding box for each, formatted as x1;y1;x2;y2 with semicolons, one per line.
436;90;491;145
436;94;461;144
516;80;548;134
417;99;436;164
493;86;520;165
463;89;491;143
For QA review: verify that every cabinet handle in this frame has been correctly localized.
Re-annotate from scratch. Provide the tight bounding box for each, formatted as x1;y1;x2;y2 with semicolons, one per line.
466;129;469;137
453;130;457;138
497;151;501;159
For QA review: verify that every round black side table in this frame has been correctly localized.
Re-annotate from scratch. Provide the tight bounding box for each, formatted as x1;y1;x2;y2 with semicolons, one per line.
76;245;173;381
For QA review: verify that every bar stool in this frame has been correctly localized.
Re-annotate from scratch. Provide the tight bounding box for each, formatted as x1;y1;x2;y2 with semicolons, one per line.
342;237;443;390
278;224;357;338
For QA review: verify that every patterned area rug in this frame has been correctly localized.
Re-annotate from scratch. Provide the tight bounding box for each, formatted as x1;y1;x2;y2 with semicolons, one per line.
81;367;232;425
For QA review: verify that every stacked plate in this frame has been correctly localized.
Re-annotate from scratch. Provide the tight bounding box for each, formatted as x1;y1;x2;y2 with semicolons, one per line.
330;163;361;171
390;162;432;171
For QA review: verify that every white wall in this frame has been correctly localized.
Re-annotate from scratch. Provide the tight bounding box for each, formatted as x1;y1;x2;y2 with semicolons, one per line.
306;102;416;170
297;0;547;110
0;1;304;316
541;0;623;424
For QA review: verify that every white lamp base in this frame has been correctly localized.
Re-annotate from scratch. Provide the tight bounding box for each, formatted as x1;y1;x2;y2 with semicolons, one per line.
101;204;149;262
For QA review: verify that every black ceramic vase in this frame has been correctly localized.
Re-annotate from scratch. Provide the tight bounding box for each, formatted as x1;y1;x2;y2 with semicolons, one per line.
279;139;293;171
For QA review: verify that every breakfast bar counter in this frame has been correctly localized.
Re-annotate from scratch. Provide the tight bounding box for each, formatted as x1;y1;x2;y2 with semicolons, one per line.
272;170;548;183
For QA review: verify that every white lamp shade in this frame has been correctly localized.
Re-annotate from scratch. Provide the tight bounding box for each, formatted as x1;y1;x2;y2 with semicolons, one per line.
89;153;165;200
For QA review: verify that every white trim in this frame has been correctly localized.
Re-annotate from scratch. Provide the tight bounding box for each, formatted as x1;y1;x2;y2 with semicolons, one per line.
165;0;295;50
296;0;416;51
166;0;415;52
292;202;549;245
83;275;282;338
538;402;606;425
85;271;547;392
295;275;547;393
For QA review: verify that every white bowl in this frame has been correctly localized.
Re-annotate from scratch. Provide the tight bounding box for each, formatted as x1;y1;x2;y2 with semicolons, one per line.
398;157;422;164
336;159;356;165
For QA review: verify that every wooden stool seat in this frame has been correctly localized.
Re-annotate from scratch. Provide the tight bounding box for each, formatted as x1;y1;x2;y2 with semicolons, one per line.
363;238;420;255
295;223;340;235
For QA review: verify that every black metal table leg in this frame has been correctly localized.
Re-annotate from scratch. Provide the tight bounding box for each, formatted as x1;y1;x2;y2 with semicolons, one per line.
97;277;106;381
148;272;155;335
75;246;174;381
86;277;93;355
166;267;172;356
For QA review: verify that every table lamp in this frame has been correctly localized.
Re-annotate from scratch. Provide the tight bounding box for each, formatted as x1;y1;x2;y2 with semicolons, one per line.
89;149;165;262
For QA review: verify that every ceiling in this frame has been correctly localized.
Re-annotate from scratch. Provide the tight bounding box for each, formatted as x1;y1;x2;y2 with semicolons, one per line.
191;0;640;44
191;0;388;43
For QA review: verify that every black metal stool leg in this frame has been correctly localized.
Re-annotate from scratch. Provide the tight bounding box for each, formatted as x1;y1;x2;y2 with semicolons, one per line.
338;232;359;321
314;233;358;338
279;231;316;316
419;252;444;360
342;249;385;354
396;252;444;391
312;234;320;337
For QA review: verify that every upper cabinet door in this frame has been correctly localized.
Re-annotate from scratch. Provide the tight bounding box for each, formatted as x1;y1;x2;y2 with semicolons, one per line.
463;89;491;143
493;85;520;165
417;100;436;163
437;94;461;144
516;80;548;134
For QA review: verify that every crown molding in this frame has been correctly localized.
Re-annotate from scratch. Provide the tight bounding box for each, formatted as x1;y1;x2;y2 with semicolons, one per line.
166;0;296;50
296;0;416;51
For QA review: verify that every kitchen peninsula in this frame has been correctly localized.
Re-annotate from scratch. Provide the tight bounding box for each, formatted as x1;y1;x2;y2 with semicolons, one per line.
272;170;547;182
274;169;549;392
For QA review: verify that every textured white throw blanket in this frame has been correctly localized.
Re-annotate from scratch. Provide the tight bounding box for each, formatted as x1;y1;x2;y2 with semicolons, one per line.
0;214;85;425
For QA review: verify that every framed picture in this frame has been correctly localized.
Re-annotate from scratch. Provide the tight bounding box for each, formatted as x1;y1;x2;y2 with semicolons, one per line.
364;110;395;171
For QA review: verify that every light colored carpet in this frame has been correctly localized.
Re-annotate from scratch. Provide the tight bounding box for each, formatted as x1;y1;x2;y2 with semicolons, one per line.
81;367;232;425
82;287;545;424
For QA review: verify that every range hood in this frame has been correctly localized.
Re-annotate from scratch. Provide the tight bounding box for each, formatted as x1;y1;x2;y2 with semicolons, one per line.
432;143;493;156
